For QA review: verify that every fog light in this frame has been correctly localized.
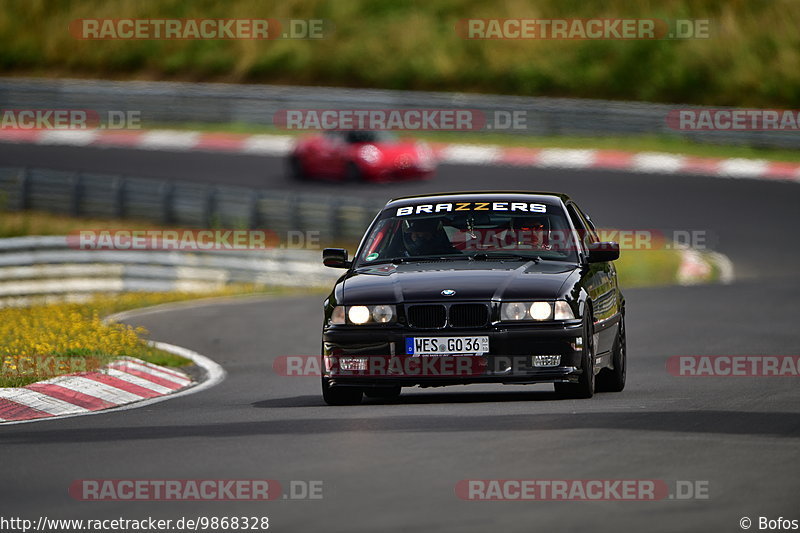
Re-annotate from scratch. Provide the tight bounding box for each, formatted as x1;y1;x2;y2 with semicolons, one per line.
338;356;368;371
533;355;561;367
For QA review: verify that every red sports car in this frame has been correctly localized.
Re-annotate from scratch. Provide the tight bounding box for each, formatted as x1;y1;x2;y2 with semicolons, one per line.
288;130;436;182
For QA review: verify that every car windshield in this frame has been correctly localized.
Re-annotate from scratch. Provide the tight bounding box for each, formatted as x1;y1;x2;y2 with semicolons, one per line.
355;206;580;266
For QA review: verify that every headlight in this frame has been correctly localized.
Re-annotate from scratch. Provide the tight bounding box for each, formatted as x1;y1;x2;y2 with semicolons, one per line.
358;145;381;165
330;305;398;325
372;304;394;323
348;306;371;324
529;302;552;321
501;302;528;321
499;301;574;321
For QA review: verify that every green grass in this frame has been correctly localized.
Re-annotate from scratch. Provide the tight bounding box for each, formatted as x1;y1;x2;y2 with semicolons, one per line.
0;209;169;238
615;249;685;288
1;0;799;107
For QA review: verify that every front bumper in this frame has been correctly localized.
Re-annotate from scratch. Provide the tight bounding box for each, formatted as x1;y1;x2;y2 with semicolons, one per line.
322;321;584;388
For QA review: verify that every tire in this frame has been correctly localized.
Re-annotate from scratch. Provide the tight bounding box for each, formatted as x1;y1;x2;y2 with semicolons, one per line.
596;314;626;393
364;386;402;400
289;156;306;180
345;162;363;182
554;310;595;398
322;377;363;406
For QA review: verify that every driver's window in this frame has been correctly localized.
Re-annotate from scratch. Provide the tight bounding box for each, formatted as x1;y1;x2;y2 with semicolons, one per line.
566;204;593;252
575;206;600;244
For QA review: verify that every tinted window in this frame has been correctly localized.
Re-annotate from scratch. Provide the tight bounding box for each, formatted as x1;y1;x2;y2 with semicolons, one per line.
571;203;600;245
567;204;597;251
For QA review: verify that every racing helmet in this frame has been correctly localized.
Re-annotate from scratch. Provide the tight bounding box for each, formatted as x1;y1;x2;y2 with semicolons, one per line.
403;218;446;255
513;215;551;248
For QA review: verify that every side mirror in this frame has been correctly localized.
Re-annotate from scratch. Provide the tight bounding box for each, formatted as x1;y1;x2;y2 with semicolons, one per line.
587;242;620;263
323;248;351;268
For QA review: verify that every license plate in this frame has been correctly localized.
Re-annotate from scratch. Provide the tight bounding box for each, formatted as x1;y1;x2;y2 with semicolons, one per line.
406;336;489;356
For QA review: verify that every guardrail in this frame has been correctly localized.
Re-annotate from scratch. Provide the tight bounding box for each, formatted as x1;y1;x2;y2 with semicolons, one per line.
0;165;373;305
0;166;385;243
0;235;340;306
0;77;795;149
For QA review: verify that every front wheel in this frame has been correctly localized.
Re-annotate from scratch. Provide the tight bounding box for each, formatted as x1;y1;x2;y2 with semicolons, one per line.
596;314;626;392
554;311;595;399
322;377;363;405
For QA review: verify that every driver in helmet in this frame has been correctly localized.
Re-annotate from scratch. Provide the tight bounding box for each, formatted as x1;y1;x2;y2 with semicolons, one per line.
513;215;552;250
404;218;459;257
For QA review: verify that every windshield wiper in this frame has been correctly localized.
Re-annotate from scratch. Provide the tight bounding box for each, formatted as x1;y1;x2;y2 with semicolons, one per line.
470;252;541;263
355;255;459;267
391;255;458;264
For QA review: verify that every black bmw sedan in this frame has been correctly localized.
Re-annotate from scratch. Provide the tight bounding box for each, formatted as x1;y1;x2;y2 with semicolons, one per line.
321;191;626;405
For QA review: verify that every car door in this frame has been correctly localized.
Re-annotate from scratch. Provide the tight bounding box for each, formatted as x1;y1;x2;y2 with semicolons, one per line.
566;202;619;356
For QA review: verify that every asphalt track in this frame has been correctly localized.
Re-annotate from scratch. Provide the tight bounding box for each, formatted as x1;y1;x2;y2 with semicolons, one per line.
1;142;799;532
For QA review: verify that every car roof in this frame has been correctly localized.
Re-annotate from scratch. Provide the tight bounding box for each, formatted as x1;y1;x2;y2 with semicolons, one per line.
385;191;572;209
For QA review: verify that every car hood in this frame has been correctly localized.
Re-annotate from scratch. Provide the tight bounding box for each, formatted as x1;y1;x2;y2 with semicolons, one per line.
339;260;578;304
